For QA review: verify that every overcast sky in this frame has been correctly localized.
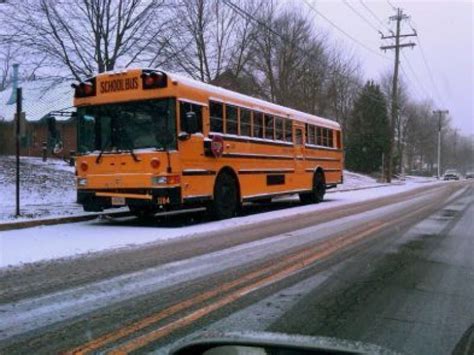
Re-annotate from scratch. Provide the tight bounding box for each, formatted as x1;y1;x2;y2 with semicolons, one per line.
303;0;473;136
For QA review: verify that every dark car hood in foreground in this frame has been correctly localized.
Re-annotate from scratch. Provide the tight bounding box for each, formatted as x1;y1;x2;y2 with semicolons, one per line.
169;331;400;355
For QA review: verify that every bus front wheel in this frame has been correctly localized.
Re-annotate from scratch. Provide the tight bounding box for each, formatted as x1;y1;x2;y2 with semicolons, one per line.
299;171;326;204
208;172;239;220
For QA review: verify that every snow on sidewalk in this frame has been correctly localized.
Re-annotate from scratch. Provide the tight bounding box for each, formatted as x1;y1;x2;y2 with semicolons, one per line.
0;180;444;269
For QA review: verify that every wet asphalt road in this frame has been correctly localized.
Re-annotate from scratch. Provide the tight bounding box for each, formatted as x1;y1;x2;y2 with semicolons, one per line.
155;183;474;355
0;182;472;354
268;185;474;354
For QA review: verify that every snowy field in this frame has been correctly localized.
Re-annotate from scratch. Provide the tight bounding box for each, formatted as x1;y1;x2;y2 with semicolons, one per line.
0;155;407;222
0;178;445;269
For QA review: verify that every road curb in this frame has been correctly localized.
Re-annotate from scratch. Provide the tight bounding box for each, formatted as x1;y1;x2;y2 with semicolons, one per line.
0;211;131;232
328;182;405;193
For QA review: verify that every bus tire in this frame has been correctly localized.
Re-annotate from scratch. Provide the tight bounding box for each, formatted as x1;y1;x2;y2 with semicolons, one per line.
299;170;326;204
208;171;239;220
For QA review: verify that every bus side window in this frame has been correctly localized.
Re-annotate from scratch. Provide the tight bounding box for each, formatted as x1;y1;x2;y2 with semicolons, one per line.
264;115;274;140
336;130;341;148
322;128;328;146
180;101;202;133
253;112;263;138
307;124;315;145
275;117;284;141
316;127;322;145
210;101;223;133
284;119;293;142
328;129;334;147
295;128;303;145
226;105;238;135
240;108;251;137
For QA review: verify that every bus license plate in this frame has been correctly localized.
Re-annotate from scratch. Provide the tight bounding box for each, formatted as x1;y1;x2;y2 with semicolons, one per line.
111;197;126;206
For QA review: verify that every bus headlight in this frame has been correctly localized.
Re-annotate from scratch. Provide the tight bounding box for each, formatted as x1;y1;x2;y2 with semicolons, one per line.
152;176;167;185
151;175;181;185
77;178;88;186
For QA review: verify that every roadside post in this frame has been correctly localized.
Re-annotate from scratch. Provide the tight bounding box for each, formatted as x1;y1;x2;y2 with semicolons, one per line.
42;142;48;162
15;87;22;217
69;150;75;166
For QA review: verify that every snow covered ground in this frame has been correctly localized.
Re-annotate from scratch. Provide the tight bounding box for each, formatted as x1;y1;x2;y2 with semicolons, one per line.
0;178;445;269
335;170;378;190
0;156;87;221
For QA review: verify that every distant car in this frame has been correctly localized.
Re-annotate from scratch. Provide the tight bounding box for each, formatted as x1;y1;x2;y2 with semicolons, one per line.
443;170;460;181
465;171;474;179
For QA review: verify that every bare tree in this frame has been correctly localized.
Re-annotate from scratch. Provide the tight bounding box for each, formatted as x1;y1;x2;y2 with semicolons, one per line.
325;48;362;130
163;0;261;84
403;100;437;174
0;43;15;91
0;0;174;80
380;71;411;174
246;4;332;111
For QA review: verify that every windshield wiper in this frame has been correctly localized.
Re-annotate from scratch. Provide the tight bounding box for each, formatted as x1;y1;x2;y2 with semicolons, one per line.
119;133;141;162
123;146;140;162
96;138;112;164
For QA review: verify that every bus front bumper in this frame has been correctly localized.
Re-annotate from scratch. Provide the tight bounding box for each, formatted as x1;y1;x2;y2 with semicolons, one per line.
77;187;181;212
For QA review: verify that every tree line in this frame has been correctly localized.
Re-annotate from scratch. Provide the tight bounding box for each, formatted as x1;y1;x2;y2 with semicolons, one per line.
0;0;472;176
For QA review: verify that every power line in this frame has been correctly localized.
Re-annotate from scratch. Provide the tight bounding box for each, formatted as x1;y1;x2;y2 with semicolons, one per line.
386;0;397;11
399;62;423;99
361;1;440;106
407;20;444;106
359;0;425;100
400;51;431;101
302;0;390;60
359;0;391;33
342;0;381;34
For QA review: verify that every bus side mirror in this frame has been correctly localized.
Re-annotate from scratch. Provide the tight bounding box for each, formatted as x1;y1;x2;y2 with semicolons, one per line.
185;111;198;133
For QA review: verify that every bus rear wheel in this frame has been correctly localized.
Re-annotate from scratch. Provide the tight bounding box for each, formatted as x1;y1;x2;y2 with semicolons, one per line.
299;171;326;204
208;172;239;220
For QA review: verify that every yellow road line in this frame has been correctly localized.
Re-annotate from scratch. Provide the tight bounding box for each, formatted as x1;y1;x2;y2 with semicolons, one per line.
69;197;437;354
110;220;387;354
67;221;379;355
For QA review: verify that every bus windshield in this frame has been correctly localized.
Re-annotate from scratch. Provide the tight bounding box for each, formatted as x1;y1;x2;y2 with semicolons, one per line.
77;98;176;154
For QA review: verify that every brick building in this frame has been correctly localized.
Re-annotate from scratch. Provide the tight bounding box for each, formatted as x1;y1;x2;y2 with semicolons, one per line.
0;79;76;158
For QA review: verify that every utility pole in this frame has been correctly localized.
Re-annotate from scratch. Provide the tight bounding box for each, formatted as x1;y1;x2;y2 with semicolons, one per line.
453;128;458;169
433;109;449;178
6;63;22;216
380;8;416;183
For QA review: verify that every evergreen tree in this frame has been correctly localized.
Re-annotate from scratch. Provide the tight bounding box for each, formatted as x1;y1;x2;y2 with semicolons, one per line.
345;81;390;174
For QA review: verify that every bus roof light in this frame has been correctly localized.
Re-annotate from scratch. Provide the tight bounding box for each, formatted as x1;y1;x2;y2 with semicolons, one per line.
141;70;167;89
73;78;96;98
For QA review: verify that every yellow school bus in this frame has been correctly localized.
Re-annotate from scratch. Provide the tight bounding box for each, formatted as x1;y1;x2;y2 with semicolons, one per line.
74;69;343;219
